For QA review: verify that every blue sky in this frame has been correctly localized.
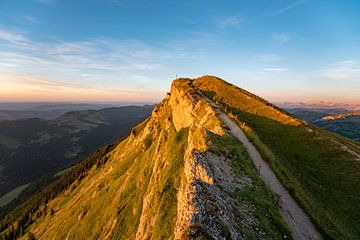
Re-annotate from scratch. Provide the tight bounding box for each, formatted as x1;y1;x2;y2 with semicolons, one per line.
0;0;359;103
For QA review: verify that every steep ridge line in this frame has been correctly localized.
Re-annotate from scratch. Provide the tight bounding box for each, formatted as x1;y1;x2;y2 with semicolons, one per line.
220;111;321;240
201;94;321;240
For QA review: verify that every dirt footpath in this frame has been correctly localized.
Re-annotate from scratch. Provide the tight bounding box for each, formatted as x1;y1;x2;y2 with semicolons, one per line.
218;111;321;240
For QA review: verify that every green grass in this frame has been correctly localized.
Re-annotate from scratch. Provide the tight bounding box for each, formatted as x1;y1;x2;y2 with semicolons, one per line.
195;76;360;239
111;117;188;239
209;133;291;239
152;128;188;239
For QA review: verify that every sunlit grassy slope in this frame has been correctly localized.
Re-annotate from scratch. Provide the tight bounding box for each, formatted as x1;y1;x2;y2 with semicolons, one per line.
18;103;186;240
194;76;360;239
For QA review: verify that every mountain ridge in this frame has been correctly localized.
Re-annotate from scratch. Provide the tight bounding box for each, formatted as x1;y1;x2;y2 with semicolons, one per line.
1;76;360;240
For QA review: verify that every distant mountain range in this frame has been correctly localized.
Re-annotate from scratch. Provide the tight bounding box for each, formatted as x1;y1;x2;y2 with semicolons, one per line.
0;105;154;208
278;101;360;111
0;102;151;121
288;108;360;142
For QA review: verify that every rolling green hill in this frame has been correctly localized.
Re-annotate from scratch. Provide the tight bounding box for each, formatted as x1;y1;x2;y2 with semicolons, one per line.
315;114;360;142
0;106;153;210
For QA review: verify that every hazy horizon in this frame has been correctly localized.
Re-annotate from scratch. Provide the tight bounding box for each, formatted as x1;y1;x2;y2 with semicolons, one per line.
1;0;359;102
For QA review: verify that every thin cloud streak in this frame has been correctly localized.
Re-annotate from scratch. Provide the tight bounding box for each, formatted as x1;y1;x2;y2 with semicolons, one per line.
263;67;288;73
0;28;170;74
0;27;177;101
23;14;39;24
271;0;307;16
258;54;282;62
239;0;307;28
35;0;58;6
320;60;360;80
0;28;28;45
273;33;293;44
215;16;244;29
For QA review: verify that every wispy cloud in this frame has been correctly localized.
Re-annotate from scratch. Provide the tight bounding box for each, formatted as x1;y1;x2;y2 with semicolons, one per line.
240;0;307;27
23;14;39;24
0;28;28;45
35;0;57;5
321;60;360;80
215;16;244;29
263;67;288;73
271;0;307;16
86;0;127;6
0;27;194;101
258;54;282;62
272;33;294;44
1;75;78;89
0;28;168;74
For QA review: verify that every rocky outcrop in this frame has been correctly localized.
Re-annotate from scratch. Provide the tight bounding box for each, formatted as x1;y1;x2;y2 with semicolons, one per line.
169;79;253;239
169;79;223;135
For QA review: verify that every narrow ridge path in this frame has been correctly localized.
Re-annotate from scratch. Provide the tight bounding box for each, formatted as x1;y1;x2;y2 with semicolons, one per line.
217;110;322;240
193;86;322;239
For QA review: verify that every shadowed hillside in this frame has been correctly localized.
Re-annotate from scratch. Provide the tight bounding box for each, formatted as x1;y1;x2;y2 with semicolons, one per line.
290;109;360;142
0;105;154;209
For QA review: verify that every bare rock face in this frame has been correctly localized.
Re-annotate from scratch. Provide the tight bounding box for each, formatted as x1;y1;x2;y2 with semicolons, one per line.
133;78;238;239
168;79;251;239
169;79;224;135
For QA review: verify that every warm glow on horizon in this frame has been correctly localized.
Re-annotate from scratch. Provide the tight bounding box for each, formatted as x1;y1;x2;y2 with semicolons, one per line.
1;73;360;103
0;74;164;103
1;73;359;104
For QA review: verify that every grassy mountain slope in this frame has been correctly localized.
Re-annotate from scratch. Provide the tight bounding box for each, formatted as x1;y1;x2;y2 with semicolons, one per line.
0;79;290;240
194;76;360;239
0;106;153;205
